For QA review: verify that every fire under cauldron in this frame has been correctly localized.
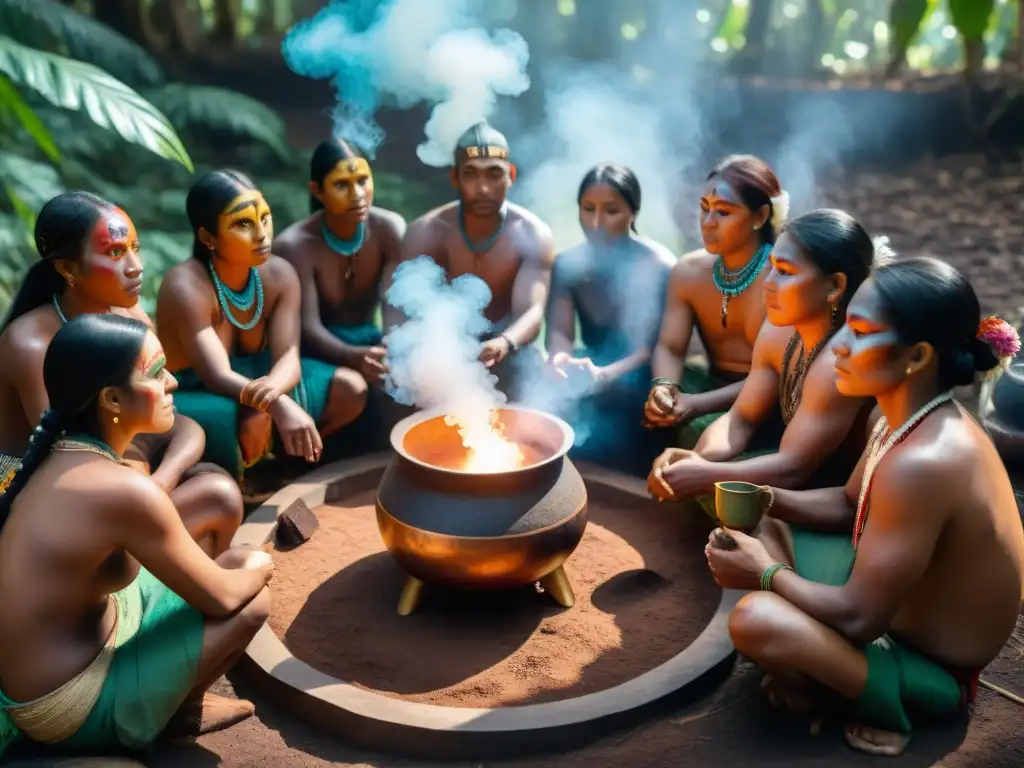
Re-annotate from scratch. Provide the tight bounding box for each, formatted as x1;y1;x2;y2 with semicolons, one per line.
376;406;588;616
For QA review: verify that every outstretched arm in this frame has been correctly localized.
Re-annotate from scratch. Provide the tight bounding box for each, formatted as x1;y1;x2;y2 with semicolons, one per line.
695;323;781;461
544;256;576;358
650;261;695;382
502;225;556;350
112;472;270;617
705;363;867;490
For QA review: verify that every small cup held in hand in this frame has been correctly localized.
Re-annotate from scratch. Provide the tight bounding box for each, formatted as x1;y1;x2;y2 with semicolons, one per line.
714;481;773;533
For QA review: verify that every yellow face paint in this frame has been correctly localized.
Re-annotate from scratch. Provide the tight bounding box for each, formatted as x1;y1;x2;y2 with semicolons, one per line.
320;158;374;217
213;192;274;266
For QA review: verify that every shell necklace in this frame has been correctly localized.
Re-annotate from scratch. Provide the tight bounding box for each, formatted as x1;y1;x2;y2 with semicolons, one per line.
852;391;954;549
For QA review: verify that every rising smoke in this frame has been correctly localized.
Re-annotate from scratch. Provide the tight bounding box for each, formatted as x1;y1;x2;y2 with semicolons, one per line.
284;0;915;453
384;256;524;461
282;0;530;165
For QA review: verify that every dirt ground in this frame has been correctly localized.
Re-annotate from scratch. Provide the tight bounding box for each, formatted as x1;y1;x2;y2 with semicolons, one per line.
7;155;1024;767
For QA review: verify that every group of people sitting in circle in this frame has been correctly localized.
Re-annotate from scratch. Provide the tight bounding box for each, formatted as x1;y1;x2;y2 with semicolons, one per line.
0;118;1021;760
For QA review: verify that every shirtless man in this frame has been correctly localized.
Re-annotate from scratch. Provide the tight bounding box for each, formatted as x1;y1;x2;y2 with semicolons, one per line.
157;170;363;483
275;138;406;386
706;258;1024;756
383;121;556;401
0;192;241;555
644;155;788;447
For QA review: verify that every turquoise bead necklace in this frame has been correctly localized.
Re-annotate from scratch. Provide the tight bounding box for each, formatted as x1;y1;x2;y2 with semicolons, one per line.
321;219;365;283
208;262;264;331
459;204;507;273
712;241;771;328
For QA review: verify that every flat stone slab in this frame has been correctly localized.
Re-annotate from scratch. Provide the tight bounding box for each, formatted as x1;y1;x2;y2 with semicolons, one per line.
234;452;740;760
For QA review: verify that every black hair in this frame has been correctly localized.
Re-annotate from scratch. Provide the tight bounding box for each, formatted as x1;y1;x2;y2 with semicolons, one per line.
309;138;366;214
577;163;642;234
782;208;874;309
1;191;117;332
185;169;258;263
871;256;999;390
706;154;783;243
0;313;149;527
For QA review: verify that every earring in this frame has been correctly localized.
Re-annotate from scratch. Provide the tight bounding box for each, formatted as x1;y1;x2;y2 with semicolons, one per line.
905;366;913;377
753;224;761;231
112;416;119;425
206;243;215;251
66;274;75;288
831;302;837;328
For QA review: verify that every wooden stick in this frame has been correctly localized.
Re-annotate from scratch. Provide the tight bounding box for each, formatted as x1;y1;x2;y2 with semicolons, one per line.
980;677;1024;706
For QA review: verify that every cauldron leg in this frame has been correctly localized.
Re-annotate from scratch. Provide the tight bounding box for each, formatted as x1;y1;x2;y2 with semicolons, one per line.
539;565;575;608
396;576;425;616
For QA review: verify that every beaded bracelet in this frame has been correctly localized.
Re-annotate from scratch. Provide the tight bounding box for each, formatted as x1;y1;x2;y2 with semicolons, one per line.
759;563;793;592
650;377;681;391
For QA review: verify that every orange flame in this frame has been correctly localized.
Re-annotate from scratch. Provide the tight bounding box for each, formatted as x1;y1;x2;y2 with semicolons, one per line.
445;410;525;473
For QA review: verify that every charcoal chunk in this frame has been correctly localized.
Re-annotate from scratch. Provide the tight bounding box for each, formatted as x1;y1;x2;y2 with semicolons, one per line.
275;499;318;546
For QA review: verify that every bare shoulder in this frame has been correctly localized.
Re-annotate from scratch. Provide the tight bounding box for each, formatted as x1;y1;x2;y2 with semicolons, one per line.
0;308;56;361
274;216;317;260
508;204;556;265
672;248;713;283
263;253;300;286
370;207;407;242
639;238;679;270
160;259;212;303
803;348;855;407
872;421;964;511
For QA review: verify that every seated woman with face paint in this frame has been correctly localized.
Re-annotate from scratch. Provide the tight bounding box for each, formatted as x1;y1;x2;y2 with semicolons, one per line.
0;192;242;557
649;209;878;516
544;163;675;476
705;257;1024;757
0;314;273;757
275;139;407;446
644;155;788;450
156;170;366;485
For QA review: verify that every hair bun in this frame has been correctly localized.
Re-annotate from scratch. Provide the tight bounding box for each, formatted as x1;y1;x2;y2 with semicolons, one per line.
970;336;1000;374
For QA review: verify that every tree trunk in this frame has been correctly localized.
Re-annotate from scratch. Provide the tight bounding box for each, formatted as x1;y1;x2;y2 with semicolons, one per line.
211;0;238;47
91;0;153;49
732;0;774;76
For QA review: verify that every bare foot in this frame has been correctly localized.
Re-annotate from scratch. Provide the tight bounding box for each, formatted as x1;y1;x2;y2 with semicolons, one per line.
162;693;255;743
845;724;910;756
760;674;817;715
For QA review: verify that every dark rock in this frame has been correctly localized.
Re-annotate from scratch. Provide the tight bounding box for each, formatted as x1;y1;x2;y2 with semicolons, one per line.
275;499;318;547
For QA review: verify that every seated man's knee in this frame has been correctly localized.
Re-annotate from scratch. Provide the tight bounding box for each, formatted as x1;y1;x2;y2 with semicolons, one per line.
195;471;244;529
728;591;792;657
326;368;369;421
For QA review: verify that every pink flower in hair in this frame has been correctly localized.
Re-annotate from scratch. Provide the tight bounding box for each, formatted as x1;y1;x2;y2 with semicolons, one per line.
977;316;1021;360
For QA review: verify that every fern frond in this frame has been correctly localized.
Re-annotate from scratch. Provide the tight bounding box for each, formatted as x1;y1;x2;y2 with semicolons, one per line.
0;74;59;161
0;36;193;172
0;0;163;88
146;84;292;162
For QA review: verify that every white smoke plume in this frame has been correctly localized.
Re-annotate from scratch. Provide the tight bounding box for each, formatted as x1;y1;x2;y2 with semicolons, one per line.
282;0;530;165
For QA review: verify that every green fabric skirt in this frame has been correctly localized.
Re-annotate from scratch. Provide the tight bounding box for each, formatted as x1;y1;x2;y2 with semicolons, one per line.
0;568;204;755
325;323;392;455
677;363;731;450
790;526;971;734
172;349;335;478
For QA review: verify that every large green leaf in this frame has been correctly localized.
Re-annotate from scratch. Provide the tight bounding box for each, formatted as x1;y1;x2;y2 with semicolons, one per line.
0;74;59;161
0;36;194;172
889;0;931;53
948;0;997;42
146;84;292;162
0;150;64;214
0;0;163;88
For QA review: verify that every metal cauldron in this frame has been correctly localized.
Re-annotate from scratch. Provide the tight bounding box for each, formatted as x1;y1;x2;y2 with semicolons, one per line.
376;406;588;615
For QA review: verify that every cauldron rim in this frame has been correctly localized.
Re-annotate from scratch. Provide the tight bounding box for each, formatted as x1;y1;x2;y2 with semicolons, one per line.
389;404;574;477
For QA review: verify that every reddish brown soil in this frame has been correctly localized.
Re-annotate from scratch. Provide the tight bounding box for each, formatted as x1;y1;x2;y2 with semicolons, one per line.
265;482;720;707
